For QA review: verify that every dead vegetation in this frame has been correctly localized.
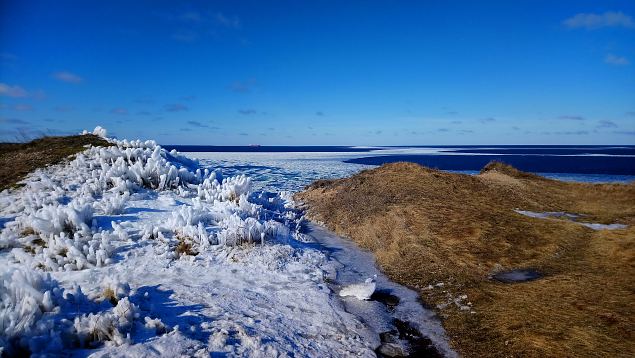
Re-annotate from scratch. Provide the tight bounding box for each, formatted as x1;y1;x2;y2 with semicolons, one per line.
175;235;198;257
296;161;635;357
0;134;111;191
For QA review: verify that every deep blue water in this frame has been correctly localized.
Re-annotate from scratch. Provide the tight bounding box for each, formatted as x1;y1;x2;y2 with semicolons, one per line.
171;145;635;178
345;155;635;175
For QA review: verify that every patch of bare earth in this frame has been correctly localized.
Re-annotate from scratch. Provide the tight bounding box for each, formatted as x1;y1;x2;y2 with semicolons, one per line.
0;134;111;191
295;161;635;357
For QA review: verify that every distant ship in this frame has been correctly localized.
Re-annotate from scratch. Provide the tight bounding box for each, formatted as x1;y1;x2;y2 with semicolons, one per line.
249;144;261;147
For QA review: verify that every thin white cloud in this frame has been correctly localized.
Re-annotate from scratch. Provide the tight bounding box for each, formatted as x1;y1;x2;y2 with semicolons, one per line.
228;79;256;93
605;53;629;66
52;71;83;84
110;107;129;115
0;83;28;97
597;120;618;128
13;104;33;111
563;11;635;29
180;11;202;22
165;103;188;112
214;13;240;29
558;115;585;120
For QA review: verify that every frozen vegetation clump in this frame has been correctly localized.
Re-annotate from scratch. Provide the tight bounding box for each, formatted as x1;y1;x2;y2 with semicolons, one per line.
0;265;165;355
0;126;306;273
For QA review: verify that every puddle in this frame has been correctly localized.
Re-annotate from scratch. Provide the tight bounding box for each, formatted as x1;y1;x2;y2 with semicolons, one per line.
371;290;401;311
492;269;542;283
303;223;457;357
515;209;627;231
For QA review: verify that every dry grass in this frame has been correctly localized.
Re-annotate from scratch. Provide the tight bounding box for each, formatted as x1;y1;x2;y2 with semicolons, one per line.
296;161;635;357
102;287;119;306
0;134;111;191
175;235;198;257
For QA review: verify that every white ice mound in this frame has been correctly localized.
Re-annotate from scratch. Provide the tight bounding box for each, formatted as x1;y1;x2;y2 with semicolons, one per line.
339;277;376;300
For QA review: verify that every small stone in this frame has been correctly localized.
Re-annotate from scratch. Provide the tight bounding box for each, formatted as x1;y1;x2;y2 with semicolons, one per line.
377;343;407;357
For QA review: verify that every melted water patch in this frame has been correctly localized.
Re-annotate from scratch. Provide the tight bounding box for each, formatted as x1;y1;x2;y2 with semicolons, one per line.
304;223;457;357
493;269;542;283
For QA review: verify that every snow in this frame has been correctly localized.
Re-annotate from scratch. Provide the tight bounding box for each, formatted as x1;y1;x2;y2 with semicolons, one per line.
515;209;627;230
0;127;455;356
340;277;377;300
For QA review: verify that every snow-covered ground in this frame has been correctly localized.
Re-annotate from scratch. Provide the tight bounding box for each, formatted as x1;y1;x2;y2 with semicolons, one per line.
0;128;454;357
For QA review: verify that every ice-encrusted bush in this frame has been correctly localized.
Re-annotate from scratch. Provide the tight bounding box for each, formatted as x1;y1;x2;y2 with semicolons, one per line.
72;297;139;347
0;266;165;355
196;174;252;203
217;214;290;246
94;192;129;215
0;266;60;353
2;126;307;272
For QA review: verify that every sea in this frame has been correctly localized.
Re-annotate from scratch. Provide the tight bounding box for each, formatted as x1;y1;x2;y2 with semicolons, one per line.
165;145;635;192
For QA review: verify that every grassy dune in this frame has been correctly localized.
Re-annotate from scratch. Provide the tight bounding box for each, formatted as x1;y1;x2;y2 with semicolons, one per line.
0;135;111;191
296;162;635;357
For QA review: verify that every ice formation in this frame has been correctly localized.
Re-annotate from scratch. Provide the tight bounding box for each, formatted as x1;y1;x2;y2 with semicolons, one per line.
339;277;377;300
515;209;627;230
0;127;386;356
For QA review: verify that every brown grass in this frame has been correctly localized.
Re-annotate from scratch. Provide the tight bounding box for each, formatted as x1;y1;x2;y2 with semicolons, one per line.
102;287;119;306
296;161;635;357
175;235;198;257
0;134;111;191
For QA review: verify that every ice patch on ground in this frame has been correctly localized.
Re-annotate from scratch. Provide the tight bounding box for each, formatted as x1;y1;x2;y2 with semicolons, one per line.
515;209;627;230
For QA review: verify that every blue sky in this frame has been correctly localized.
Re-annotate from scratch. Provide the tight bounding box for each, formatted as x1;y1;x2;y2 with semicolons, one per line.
1;0;634;145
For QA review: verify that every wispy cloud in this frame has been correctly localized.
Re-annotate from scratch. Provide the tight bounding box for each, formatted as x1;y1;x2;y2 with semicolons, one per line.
605;54;629;66
316;111;325;116
614;130;635;136
554;130;589;135
214;13;241;29
12;104;33;111
228;79;256;93
52;71;83;84
238;109;257;115
179;95;196;101
54;106;74;112
179;11;202;22
110;107;129;115
135;97;155;104
563;11;635;29
0;117;30;125
558;115;585;120
171;30;198;42
136;111;151;116
478;117;496;123
165;103;189;112
187;120;208;128
0;83;28;97
597;120;617;128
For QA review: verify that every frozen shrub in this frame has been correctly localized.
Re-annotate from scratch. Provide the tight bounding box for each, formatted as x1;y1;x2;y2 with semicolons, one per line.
95;192;129;215
0;265;64;355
